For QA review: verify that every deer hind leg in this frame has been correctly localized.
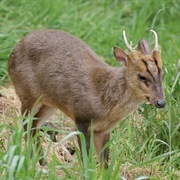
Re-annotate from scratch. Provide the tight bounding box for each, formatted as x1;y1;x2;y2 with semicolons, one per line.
93;132;110;169
21;101;56;166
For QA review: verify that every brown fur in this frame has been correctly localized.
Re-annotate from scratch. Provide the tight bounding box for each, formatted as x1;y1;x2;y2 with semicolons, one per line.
8;29;165;168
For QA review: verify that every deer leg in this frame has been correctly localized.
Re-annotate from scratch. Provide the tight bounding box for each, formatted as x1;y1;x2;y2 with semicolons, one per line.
76;122;90;161
93;132;110;169
22;102;55;166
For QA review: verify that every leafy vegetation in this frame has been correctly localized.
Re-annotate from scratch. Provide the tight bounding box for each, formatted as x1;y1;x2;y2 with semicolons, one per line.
0;0;179;179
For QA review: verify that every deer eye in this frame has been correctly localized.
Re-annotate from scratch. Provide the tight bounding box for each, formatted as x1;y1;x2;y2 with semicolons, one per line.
138;74;146;82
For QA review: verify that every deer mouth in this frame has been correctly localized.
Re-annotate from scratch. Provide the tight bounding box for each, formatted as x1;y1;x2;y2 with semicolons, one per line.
146;97;155;106
146;97;150;103
146;97;156;106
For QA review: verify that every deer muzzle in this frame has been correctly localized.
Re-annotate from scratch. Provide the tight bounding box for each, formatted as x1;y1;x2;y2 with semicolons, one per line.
155;99;166;108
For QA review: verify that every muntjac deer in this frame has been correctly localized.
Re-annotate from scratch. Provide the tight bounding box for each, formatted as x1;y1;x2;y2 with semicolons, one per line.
8;29;165;168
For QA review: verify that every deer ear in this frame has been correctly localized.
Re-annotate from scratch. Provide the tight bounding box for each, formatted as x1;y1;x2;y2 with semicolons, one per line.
138;39;151;55
113;46;128;65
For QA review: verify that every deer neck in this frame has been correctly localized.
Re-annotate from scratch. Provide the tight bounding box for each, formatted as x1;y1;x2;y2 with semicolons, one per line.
93;66;142;119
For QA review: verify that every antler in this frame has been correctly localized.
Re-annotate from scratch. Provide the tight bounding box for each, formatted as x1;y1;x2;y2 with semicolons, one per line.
151;30;162;68
123;30;136;52
150;30;159;51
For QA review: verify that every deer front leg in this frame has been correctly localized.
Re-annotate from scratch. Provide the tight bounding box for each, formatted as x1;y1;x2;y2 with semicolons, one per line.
93;132;110;169
76;122;90;160
76;122;110;168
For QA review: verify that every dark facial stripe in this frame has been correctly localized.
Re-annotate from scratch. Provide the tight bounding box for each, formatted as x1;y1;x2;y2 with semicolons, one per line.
154;58;162;75
142;60;156;81
158;67;161;76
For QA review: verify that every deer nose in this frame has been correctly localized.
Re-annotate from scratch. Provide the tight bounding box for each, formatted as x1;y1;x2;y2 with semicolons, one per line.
156;100;166;108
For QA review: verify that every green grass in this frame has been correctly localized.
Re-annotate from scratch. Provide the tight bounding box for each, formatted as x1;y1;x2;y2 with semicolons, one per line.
0;0;180;179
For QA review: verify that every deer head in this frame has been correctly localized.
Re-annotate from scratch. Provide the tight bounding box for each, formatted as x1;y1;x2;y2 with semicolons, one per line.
114;30;166;108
